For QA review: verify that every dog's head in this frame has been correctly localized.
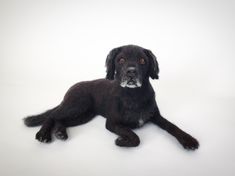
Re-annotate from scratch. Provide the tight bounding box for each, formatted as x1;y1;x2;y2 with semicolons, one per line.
105;45;159;88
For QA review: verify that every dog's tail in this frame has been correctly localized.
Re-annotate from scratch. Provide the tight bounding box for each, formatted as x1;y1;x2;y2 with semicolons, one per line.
23;106;58;127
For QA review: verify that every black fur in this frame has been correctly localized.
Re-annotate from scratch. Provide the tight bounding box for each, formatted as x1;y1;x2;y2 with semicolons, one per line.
24;45;199;150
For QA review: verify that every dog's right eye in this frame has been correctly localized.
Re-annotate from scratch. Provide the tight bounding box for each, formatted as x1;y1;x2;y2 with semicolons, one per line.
119;58;125;64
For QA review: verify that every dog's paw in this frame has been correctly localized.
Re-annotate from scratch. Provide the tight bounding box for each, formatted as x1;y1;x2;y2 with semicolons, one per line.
55;130;68;140
35;130;52;143
115;136;140;147
178;134;199;150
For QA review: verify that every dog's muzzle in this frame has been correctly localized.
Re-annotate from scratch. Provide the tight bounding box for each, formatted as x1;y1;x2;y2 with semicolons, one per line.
120;67;142;88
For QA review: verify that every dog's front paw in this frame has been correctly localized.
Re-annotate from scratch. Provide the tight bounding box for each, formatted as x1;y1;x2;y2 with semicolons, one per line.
115;136;140;147
36;130;52;143
178;133;199;150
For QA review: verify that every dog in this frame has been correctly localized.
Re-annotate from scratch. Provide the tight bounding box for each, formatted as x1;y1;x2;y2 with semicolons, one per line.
24;45;199;150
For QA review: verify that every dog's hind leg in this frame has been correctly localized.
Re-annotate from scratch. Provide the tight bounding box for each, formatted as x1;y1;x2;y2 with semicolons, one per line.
34;105;71;143
35;117;55;143
35;99;95;143
54;121;68;140
35;88;95;143
61;110;96;127
54;110;95;140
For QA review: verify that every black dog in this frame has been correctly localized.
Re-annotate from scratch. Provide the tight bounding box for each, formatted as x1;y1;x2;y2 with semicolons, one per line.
24;45;199;150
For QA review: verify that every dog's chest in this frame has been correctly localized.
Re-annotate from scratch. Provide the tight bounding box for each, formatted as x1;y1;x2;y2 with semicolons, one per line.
122;110;152;128
120;98;155;128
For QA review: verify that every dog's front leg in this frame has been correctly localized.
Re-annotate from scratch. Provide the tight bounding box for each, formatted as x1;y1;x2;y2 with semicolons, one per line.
151;109;199;150
106;120;140;147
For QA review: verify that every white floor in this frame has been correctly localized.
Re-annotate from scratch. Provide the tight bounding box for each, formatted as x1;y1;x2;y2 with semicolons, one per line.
1;0;235;176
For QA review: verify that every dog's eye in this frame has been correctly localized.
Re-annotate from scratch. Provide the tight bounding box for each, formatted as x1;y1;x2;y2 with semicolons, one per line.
139;58;145;65
119;58;125;64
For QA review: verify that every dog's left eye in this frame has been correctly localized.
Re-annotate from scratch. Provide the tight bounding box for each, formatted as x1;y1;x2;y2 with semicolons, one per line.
139;58;145;65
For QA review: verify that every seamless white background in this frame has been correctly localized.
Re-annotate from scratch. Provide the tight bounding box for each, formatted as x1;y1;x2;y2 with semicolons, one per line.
0;0;235;176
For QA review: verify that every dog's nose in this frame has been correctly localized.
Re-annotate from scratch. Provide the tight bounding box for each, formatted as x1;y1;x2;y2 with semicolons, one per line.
127;67;137;77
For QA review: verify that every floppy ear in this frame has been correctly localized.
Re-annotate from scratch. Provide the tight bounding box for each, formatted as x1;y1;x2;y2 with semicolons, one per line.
105;47;121;80
144;49;159;79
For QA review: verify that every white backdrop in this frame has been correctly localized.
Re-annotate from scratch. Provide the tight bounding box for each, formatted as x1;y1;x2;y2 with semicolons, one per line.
0;0;235;176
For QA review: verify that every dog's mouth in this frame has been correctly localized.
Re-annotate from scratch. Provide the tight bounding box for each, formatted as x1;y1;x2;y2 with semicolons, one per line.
127;79;136;85
120;78;142;88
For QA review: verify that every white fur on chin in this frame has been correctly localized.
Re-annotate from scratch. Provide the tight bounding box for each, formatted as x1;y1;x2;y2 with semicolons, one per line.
120;80;142;88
